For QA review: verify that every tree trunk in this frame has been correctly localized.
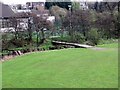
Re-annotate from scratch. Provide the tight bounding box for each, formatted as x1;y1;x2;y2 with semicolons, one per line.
117;1;120;38
41;28;45;44
36;32;39;47
28;18;32;43
14;27;18;40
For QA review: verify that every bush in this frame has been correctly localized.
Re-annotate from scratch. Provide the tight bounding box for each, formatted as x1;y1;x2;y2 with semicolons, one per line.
9;38;27;47
51;33;85;44
51;36;72;42
98;39;118;45
40;39;55;50
84;41;95;46
72;33;85;43
86;28;100;45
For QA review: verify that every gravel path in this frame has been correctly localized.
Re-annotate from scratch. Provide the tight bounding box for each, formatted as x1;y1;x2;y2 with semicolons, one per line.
90;47;107;51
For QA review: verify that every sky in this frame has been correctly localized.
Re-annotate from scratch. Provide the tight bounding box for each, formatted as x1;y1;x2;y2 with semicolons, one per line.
0;0;45;4
0;0;103;5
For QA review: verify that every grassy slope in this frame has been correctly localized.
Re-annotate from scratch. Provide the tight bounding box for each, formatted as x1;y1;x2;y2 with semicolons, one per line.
97;43;118;48
2;43;118;88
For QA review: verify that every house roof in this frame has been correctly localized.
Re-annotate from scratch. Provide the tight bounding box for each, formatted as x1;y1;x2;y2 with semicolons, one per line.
0;3;15;18
31;9;49;16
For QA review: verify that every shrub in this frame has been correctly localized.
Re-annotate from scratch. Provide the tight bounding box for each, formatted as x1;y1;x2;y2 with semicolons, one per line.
51;33;85;44
73;33;85;43
98;39;118;45
86;28;100;45
84;41;95;46
51;36;72;42
40;39;55;50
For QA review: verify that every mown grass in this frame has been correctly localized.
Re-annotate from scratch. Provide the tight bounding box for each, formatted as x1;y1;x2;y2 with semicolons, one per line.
2;43;118;88
97;43;118;48
0;62;2;90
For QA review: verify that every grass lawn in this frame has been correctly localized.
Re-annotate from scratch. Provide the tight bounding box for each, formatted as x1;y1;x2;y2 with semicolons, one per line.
97;43;118;48
2;43;118;88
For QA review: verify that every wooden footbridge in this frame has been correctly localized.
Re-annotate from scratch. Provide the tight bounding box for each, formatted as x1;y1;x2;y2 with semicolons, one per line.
52;41;93;48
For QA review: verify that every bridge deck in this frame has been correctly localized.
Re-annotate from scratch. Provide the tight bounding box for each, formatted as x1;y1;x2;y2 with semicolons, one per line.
52;41;93;48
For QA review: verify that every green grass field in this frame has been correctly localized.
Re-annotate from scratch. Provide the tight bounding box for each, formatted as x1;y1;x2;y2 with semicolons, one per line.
2;43;118;88
97;43;118;48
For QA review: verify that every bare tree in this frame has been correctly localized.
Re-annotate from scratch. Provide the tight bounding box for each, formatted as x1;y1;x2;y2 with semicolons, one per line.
9;17;20;40
32;15;53;47
62;10;92;39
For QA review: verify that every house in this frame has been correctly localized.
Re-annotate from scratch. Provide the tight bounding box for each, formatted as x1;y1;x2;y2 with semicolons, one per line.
26;2;45;10
0;3;29;33
11;2;49;18
31;9;49;18
0;2;55;33
47;16;55;24
0;2;15;31
10;4;31;13
79;2;89;10
0;2;15;19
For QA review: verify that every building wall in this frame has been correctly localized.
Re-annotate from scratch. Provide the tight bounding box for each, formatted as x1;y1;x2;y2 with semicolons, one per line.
26;2;45;10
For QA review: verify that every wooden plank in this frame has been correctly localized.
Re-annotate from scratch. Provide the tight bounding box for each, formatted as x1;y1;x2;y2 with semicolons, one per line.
52;41;93;48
